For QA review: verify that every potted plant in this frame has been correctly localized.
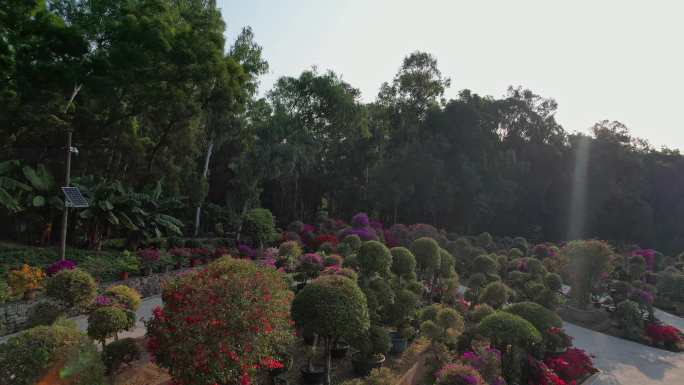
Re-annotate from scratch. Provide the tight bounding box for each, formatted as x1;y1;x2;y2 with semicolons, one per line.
117;251;139;280
292;275;370;385
330;340;350;359
351;325;391;376
137;248;160;276
8;264;45;300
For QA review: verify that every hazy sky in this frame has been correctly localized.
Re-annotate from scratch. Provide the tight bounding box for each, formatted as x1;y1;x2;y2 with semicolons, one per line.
218;0;684;149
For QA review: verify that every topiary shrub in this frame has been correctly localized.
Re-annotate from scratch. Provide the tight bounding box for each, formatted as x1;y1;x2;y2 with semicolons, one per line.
435;362;486;385
614;300;644;340
352;324;391;360
241;208;278;248
296;253;324;282
45;268;97;311
544;273;563;291
512;237;529;255
102;337;141;374
292;275;370;384
390;247;417;278
502;301;562;332
438;248;456;278
26;302;63;328
477;311;542;349
478;281;511;309
476;232;494;250
509;248;524;259
324;254;343;267
342;235;364;252
420;306;465;346
468;304;495;324
87;306;135;348
525;258;546;277
472;255;499;276
0;320;105;385
410;237;441;274
358;241;392;277
563;240;613;309
104;285;142;312
146;257;294;385
384;289;420;326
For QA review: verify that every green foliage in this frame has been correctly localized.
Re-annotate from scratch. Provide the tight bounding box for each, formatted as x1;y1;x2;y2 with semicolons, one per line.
390;247;417;277
420;306;465;345
104;285;142;311
544;273;563;291
472;254;499;276
614;300;644;340
410;237;441;273
352;325;391;359
502;301;562;332
292;275;370;340
384;289;419;326
358;241;392;277
0;280;8;304
438;248;456;278
657;271;684;302
339;367;398;385
0;321;105;385
45;268;97;310
87;306;135;345
468;304;495;324
509;248;524;259
241;208;278;246
478;281;511;309
26;302;63;327
477;311;542;348
102;338;141;374
564;240;613;309
342;234;363;251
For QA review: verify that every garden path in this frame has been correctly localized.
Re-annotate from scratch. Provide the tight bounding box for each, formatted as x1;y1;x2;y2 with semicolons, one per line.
565;316;684;385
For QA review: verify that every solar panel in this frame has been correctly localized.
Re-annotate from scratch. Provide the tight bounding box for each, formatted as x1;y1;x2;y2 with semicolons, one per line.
61;186;89;208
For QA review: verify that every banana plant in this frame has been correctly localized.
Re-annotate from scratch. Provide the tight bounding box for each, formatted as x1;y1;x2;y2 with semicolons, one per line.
0;160;31;213
72;176;128;250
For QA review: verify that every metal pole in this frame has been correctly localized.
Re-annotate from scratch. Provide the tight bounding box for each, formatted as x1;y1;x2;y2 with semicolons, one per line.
59;130;72;261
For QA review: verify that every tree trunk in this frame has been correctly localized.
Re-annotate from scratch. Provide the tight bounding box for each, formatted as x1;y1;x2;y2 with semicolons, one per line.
194;138;214;237
324;336;332;385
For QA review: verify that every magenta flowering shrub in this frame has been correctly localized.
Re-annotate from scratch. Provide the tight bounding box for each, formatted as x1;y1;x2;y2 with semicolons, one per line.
46;259;76;275
632;249;656;271
238;244;256;259
387;224;411;247
295;253;324;282
339;227;378;241
533;244;558;259
409;223;446;245
94;295;113;307
351;212;370;228
137;248;160;267
436;363;485;385
460;348;506;385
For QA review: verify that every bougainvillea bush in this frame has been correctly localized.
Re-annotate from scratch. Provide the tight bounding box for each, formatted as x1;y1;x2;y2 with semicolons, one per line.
543;348;596;384
145;257;294;385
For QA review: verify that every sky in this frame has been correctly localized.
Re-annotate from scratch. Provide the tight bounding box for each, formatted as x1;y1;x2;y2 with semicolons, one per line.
217;0;684;150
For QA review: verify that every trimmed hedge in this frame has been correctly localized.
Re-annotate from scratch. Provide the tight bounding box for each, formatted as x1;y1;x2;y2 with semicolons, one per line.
477;311;542;348
502;301;562;332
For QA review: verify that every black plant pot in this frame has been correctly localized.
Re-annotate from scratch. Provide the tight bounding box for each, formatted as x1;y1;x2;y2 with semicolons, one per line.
300;365;326;385
351;352;385;376
389;332;408;355
331;341;350;359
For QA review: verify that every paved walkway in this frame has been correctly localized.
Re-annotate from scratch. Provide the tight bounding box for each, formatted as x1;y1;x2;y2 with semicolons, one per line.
565;309;684;385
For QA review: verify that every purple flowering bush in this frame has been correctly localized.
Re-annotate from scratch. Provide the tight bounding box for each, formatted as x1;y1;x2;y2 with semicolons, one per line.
46;259;76;275
295;253;324;282
460;348;506;385
351;212;370;228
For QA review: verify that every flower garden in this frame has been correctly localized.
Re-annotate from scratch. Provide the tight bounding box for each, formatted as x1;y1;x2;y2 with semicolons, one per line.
0;209;683;385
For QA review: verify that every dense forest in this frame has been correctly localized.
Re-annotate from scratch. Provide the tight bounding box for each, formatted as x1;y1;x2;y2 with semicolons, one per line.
2;0;684;252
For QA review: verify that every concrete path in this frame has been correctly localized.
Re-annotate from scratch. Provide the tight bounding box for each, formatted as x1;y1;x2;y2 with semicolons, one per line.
565;315;684;385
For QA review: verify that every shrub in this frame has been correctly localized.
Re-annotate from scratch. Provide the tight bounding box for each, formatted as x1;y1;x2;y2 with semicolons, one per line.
543;348;596;383
656;271;684;303
0;281;8;304
525;258;546;276
296;252;324;282
436;362;485;385
390;247;417;277
342;234;363;251
26;301;63;327
353;325;391;359
8;264;45;297
544;327;573;352
420;307;465;345
102;337;141;374
410;237;441;273
104;285;142;311
477;311;542;349
512;237;529;255
322;265;359;281
384;289;420;326
472;255;498;276
468;304;495;324
476;232;494;250
45;268;97;311
0;321;105;385
351;212;371;228
564;240;613;309
645;322;682;348
146;257;294;385
277;240;302;271
478;281;511;309
614;300;644;340
502;301;562;332
468;273;487;289
358;241;392;277
439;248;456;278
508;248;524;259
324;254;343;267
241;208;278;247
87;306;135;347
340;367;398;385
544;273;563;291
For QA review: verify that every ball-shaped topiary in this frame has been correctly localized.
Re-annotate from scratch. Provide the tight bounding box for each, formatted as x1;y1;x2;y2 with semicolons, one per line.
241;208;278;247
352;325;391;360
436;363;486;385
87;306;135;347
544;273;563;292
525;258;546;276
439;248;456;278
104;285;141;312
476;232;494;249
410;237;441;273
384;289;420;326
102;337;141;374
468;304;495;324
390;247;417;277
26;302;62;327
0;321;105;385
509;248;524;259
477;311;542;348
472;255;499;276
342;234;363;251
421;307;465;345
563;240;613;309
292;275;370;340
45;268;97;311
478;281;511;309
358;241;392;277
146;257;294;385
502;301;562;332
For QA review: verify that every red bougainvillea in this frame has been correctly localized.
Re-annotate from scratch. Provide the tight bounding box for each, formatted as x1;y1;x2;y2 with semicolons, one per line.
645;322;682;347
543;348;596;383
145;257;294;385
